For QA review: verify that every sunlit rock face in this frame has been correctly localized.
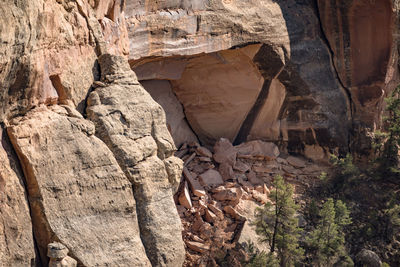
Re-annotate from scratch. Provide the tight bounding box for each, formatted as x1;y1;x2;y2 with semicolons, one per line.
127;0;352;153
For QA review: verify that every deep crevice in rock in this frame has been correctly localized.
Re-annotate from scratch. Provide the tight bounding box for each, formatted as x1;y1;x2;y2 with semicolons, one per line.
1;124;43;266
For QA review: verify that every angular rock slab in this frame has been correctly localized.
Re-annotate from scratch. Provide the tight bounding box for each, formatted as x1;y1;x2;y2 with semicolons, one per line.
86;54;185;267
0;127;37;266
7;106;150;267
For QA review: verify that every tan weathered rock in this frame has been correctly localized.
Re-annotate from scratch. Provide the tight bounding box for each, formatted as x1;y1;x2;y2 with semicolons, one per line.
236;200;269;253
186;241;210;254
198;169;224;187
304;145;326;162
179;182;193;209
0;128;37;266
252;165;273;173
126;1;355;152
213;187;242;202
183;167;206;198
263;184;270;195
7;106;151;266
48;242;77;267
141;79;199;148
86;54;185;267
164;156;184;194
204;209;218;224
223;206;245;221
207;204;225;220
252;190;269;204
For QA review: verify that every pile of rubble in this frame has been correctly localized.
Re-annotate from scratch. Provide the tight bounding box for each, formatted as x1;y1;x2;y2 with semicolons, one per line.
174;138;328;266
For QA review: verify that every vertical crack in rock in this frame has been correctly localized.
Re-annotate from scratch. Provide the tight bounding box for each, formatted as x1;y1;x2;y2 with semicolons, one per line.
86;54;185;267
234;44;286;145
6;105;151;266
315;0;354;119
314;0;354;151
0;124;38;266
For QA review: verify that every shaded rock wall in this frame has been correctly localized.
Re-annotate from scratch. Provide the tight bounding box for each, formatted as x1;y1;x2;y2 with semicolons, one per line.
128;0;350;153
318;0;399;129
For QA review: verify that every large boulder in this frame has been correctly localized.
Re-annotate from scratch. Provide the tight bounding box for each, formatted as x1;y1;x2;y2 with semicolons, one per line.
355;249;382;267
7;105;151;266
87;54;185;267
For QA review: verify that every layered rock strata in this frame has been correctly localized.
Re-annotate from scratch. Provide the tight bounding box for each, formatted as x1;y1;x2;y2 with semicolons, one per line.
86;54;185;267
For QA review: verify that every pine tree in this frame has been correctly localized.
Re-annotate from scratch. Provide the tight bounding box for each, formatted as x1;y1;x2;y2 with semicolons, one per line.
306;198;352;267
253;175;304;267
375;84;400;178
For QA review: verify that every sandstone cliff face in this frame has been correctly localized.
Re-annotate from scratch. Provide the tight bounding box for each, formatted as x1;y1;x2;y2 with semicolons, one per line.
127;0;351;153
0;128;36;266
318;0;399;152
0;0;399;266
7;105;151;266
1;1;184;266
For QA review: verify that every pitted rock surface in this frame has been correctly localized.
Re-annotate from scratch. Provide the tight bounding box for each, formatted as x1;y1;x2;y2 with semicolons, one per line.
87;54;185;267
7;105;151;266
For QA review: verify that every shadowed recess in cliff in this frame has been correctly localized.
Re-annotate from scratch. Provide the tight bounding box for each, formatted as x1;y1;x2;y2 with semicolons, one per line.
127;0;354;154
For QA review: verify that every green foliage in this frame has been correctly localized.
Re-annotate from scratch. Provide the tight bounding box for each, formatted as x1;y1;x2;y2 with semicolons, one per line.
382;203;400;240
305;198;353;267
243;242;279;267
319;172;328;181
381;262;390;267
306;199;320;227
330;154;359;179
335;200;352;228
253;175;304;266
374;85;400;179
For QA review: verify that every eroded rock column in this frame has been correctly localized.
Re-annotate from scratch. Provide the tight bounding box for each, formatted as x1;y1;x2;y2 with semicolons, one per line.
7;105;151;266
86;54;185;267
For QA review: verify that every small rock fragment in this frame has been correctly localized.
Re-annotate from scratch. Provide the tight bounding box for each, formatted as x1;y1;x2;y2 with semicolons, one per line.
183;168;206;197
247;170;263;185
233;160;250;172
223;206;245;221
235;140;279;160
186;241;210;253
219;163;235;181
213;138;237;166
252;190;269;204
196;146;213;158
207;204;225;220
198;169;224;187
48;242;77;267
178;182;192;209
287;156;306;168
204;209;217;223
